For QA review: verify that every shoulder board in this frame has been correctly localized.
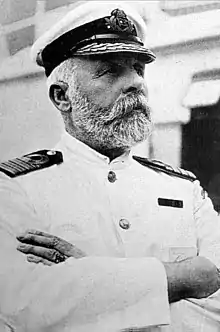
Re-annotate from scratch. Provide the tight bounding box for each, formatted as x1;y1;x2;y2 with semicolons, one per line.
0;150;63;178
133;156;197;182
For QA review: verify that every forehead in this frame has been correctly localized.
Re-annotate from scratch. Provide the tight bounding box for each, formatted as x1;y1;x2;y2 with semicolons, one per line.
73;53;145;69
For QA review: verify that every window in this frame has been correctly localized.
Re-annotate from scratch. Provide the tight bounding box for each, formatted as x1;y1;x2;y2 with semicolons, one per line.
45;0;82;11
0;0;36;25
160;0;220;16
6;25;35;56
45;0;71;11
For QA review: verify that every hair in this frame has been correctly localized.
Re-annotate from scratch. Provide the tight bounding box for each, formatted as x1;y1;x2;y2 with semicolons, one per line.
46;58;77;90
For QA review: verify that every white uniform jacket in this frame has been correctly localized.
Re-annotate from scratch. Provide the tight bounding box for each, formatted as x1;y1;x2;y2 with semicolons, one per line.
0;132;220;332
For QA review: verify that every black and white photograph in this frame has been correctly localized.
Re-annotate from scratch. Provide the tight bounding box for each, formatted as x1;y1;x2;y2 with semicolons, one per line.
0;1;220;331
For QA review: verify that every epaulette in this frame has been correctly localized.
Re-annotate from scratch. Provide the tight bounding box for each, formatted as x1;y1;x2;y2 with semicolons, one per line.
0;150;63;178
133;156;197;182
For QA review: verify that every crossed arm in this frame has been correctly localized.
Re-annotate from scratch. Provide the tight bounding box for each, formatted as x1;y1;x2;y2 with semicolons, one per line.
17;229;220;303
2;173;220;330
16;177;220;304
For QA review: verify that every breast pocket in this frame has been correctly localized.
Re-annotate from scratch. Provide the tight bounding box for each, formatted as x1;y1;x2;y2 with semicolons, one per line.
150;196;198;262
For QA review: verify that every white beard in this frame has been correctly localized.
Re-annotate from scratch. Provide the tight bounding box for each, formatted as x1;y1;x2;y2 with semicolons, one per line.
68;84;152;152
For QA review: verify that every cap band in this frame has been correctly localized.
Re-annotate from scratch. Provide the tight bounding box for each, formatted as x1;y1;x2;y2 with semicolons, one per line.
71;33;144;52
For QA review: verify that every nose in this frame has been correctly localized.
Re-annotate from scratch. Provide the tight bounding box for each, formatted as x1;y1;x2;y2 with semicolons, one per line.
122;70;146;95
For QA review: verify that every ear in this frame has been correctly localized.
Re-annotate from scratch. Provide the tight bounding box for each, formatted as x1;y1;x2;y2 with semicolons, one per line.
49;81;71;113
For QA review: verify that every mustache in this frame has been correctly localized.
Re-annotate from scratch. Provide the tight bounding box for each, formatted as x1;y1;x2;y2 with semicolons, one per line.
103;91;150;124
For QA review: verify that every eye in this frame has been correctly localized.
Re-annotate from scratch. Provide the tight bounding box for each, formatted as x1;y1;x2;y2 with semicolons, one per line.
95;62;122;78
134;63;145;77
107;63;120;74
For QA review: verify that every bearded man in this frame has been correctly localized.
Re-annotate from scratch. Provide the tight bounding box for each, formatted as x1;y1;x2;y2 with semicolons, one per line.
1;2;220;332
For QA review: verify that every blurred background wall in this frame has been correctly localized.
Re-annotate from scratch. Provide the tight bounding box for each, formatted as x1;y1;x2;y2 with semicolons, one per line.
0;0;220;210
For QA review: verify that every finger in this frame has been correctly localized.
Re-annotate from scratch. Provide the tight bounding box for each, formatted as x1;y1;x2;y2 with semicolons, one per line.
63;244;86;258
19;229;60;239
27;254;54;266
17;233;86;258
17;233;59;248
17;244;66;263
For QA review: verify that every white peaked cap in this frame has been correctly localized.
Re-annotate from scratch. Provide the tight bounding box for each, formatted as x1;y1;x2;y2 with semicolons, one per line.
31;1;156;76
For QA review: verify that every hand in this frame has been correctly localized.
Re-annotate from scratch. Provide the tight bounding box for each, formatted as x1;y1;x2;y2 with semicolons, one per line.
17;229;86;266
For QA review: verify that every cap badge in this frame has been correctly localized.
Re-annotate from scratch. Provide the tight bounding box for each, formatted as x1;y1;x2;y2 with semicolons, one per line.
105;9;136;35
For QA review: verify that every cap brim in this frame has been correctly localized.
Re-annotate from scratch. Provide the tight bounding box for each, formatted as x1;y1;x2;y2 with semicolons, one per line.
74;42;156;63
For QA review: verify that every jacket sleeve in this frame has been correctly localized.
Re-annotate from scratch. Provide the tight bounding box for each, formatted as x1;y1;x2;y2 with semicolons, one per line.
165;180;220;332
177;179;220;329
193;179;220;267
0;173;170;332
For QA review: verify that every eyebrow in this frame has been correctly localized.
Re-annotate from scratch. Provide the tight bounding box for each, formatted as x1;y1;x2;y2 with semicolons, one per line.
92;54;145;71
97;57;118;65
94;53;131;63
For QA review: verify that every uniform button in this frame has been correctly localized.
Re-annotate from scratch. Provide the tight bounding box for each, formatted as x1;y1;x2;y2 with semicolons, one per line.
119;218;130;230
108;171;117;183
